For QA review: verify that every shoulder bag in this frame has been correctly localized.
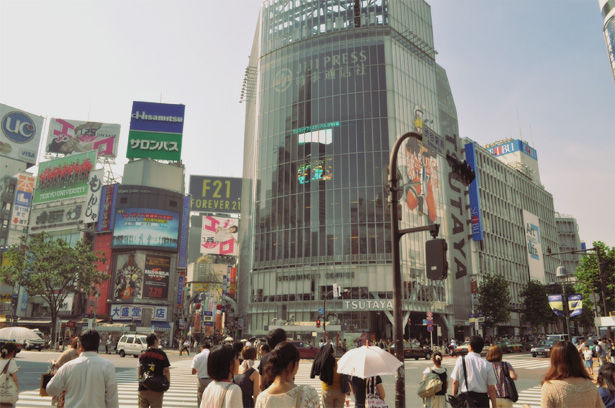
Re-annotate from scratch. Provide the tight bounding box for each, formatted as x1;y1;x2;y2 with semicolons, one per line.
141;374;170;392
502;362;518;402
0;359;18;405
40;362;55;397
365;377;388;408
447;356;477;408
417;370;443;398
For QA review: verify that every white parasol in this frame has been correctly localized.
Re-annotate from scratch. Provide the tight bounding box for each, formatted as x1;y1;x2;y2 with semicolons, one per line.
0;326;41;341
336;346;403;378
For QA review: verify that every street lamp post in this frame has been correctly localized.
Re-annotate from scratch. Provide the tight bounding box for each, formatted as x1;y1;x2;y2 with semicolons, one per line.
556;267;572;340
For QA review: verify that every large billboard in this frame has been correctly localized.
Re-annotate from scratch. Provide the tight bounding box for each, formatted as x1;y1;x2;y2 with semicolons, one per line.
142;254;171;300
112;208;180;249
0;103;44;165
33;150;97;204
127;101;185;161
29;201;84;231
523;210;545;283
110;304;168;322
189;176;242;214
46;118;120;158
200;216;239;255
113;252;145;300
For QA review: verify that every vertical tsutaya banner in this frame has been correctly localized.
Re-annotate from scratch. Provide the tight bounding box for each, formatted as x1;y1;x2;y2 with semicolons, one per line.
9;173;35;233
229;266;236;296
464;143;484;241
46;118;120;158
34;150;97;204
83;169;104;223
523;210;545;284
142;254;170;300
127;101;185;161
0;103;44;165
200;216;239;255
548;294;564;317
113;252;145;300
568;294;583;317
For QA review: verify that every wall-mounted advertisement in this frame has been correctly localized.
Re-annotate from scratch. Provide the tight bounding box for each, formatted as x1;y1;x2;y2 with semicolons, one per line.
189;176;242;214
200;216;238;255
178;196;190;268
0;103;44;165
29;201;84;231
97;184;117;232
113;252;145;300
142;254;170;300
83;169;103;223
110;304;168;322
127;101;185;161
46;118;120;158
33;150;97;204
112;208;180;249
464;143;484;241
523;210;545;283
487;139;538;160
9;173;35;233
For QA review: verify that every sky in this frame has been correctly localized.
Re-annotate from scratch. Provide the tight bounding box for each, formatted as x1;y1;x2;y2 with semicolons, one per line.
1;0;613;247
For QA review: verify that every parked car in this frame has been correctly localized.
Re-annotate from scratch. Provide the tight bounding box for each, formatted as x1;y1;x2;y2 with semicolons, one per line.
24;336;45;351
116;334;148;358
388;341;432;360
455;342;487;356
498;339;523;353
289;341;319;359
531;340;555;358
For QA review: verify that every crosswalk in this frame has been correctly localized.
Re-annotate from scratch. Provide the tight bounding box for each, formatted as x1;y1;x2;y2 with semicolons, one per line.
16;356;546;407
16;359;347;408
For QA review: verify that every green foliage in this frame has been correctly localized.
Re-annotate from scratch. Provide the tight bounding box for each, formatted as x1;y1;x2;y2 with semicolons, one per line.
477;273;511;328
520;280;555;332
0;232;107;340
574;242;615;317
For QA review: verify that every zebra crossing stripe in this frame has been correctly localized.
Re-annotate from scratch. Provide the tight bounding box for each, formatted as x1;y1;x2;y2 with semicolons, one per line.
513;385;542;407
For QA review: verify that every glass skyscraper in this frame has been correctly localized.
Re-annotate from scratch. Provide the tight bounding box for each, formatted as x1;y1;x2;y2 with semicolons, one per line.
239;0;472;342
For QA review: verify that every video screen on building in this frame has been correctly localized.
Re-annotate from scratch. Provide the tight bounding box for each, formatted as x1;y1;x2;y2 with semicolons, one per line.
297;157;333;185
112;208;180;249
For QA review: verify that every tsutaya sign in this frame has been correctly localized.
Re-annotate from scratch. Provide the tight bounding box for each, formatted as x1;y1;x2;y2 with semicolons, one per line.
343;299;393;311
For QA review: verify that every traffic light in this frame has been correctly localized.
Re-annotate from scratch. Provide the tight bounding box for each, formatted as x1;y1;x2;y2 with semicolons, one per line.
446;153;476;186
316;319;321;328
408;317;411;325
426;239;448;280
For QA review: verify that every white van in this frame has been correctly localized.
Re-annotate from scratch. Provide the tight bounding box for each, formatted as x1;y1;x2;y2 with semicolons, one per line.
116;334;148;357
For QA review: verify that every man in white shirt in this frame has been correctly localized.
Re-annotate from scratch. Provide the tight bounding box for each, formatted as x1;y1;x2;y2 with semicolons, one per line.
47;330;119;408
451;336;497;408
191;341;212;407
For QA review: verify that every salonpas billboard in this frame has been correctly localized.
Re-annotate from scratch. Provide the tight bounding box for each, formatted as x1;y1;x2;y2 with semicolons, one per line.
33;150;97;204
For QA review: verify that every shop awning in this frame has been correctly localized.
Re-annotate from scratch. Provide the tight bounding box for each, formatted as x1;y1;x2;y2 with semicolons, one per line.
16;319;53;326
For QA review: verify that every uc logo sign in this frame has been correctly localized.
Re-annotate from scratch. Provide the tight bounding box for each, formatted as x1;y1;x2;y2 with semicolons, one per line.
1;111;36;143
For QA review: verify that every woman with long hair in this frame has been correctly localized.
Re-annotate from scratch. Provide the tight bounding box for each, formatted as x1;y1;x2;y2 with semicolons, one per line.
200;344;243;408
255;342;319;407
486;345;518;408
598;363;615;408
540;341;603;407
0;342;19;408
422;351;448;408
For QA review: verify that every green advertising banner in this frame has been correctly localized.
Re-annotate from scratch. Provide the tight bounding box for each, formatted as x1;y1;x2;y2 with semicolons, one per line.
34;150;97;204
127;130;182;161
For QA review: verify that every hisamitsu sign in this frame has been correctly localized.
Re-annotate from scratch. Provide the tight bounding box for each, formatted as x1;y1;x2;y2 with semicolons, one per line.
189;176;242;214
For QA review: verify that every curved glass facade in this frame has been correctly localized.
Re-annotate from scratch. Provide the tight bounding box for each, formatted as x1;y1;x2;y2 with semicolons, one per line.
240;0;463;341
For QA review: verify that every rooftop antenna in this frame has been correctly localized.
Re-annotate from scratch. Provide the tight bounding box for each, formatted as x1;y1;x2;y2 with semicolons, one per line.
160;92;163;102
88;102;92;121
516;110;523;139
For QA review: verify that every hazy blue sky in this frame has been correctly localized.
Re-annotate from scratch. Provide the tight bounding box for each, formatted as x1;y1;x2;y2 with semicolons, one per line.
1;0;613;247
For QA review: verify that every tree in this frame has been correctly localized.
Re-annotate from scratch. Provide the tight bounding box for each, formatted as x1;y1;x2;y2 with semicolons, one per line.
0;232;107;344
520;280;555;333
575;242;615;318
477;273;511;329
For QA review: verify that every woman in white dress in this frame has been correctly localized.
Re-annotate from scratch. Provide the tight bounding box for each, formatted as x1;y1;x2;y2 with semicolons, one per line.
255;342;320;407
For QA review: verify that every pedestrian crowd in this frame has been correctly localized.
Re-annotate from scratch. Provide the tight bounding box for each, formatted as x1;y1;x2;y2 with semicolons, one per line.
5;328;615;408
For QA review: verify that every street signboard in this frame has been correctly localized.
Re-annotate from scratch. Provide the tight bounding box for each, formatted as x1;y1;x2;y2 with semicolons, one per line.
427;325;434;332
422;126;446;158
426;311;433;317
318;307;324;315
422;319;427;325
